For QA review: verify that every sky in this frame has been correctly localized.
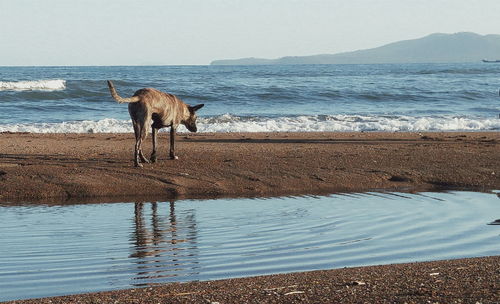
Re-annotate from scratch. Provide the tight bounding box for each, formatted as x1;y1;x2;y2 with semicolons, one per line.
1;0;500;66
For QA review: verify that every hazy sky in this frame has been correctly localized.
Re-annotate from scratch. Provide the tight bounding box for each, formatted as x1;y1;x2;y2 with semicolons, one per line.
1;0;500;66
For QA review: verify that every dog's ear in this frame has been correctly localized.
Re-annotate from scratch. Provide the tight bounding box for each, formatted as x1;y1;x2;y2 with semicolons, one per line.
190;104;204;112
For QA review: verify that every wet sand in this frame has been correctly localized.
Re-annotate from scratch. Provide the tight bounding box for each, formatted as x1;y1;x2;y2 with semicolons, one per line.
4;256;499;303
0;131;498;202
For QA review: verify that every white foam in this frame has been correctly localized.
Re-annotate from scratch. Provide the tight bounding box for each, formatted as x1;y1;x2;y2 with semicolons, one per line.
0;114;498;134
197;114;500;133
0;79;66;91
0;119;131;133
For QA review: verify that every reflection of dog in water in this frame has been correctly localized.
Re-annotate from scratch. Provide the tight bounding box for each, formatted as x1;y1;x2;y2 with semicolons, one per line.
131;202;196;261
107;81;204;167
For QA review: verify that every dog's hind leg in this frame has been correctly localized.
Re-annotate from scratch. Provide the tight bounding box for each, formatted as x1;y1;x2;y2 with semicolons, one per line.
151;114;163;163
132;120;143;167
138;117;151;164
130;104;149;167
132;118;151;167
151;126;159;163
169;126;178;160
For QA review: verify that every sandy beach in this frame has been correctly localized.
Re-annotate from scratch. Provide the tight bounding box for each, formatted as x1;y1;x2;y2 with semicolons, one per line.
0;131;498;202
1;131;499;303
4;256;499;303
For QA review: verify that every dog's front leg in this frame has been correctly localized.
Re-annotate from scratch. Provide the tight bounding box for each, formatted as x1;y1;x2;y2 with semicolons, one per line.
169;126;178;160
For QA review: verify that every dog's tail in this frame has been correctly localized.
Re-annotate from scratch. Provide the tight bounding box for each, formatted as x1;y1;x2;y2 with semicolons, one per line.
107;80;140;103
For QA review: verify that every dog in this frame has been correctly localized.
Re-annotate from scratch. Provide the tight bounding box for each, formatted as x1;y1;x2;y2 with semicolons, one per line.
107;80;204;167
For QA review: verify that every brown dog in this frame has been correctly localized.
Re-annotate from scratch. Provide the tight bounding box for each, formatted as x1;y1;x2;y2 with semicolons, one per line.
107;80;204;167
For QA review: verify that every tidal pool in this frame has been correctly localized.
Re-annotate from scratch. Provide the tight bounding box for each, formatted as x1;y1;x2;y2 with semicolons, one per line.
0;191;499;301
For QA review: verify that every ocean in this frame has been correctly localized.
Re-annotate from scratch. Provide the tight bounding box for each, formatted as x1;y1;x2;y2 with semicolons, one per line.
0;63;499;133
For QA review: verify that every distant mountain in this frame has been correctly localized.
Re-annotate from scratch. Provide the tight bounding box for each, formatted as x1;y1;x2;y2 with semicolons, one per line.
211;32;500;65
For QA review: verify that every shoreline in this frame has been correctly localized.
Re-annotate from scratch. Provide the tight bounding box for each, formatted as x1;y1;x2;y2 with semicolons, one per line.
5;256;499;303
0;131;499;202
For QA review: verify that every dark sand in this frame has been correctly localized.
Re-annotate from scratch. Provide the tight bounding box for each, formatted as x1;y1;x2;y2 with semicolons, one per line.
1;131;499;303
0;132;498;202
5;256;500;303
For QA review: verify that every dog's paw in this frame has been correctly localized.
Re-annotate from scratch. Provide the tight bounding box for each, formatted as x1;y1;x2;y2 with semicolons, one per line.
170;155;179;160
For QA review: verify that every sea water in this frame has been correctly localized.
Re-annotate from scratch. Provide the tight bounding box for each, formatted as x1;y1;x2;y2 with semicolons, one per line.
0;63;499;133
0;191;499;301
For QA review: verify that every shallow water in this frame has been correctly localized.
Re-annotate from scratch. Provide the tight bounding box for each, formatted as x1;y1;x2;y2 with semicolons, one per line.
0;191;499;301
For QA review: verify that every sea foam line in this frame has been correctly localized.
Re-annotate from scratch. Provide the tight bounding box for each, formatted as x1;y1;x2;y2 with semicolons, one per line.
0;114;498;133
0;79;66;91
198;114;500;132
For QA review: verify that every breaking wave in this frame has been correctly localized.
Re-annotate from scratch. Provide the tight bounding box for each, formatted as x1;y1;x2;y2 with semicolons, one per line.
0;114;498;133
0;79;66;91
198;114;500;132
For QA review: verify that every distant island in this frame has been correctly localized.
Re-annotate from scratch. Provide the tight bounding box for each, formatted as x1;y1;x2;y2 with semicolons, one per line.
211;32;500;65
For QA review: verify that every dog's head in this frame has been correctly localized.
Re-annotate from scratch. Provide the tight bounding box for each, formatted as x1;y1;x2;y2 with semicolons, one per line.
183;104;204;132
